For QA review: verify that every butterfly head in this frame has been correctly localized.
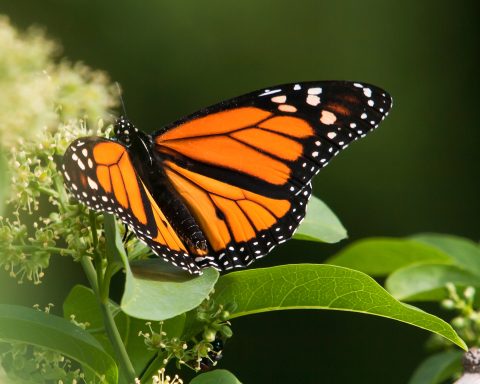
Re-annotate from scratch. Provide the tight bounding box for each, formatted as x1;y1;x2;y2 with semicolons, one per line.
114;116;138;145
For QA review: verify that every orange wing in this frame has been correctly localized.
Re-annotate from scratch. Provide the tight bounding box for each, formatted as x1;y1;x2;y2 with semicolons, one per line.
62;137;201;274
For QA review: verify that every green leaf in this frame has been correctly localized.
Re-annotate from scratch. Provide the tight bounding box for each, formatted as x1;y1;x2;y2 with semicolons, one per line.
211;264;467;350
408;350;462;384
327;238;453;276
386;264;480;301
0;150;9;215
63;284;186;376
294;195;347;243
63;284;120;331
0;304;118;383
190;369;242;384
122;260;219;321
410;233;480;276
104;214;219;321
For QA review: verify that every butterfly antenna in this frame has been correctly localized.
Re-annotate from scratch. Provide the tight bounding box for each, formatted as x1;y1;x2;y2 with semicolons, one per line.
115;82;128;118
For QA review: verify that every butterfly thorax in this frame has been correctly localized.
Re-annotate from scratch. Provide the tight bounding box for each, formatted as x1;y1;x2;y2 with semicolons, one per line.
114;116;154;166
114;117;208;254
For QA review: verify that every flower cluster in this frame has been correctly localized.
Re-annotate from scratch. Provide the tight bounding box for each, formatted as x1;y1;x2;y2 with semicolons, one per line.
195;295;234;342
0;16;115;148
0;16;118;284
428;283;480;350
0;119;113;284
138;298;234;373
135;368;184;384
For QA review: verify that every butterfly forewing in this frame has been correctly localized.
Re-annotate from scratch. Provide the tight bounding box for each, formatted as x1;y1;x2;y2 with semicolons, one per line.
62;137;202;274
153;81;391;270
155;81;392;198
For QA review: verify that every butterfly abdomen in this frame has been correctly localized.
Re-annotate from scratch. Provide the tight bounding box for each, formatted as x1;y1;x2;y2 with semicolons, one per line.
144;168;208;254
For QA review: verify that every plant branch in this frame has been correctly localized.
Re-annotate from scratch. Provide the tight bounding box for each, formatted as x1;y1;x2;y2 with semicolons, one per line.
17;245;75;255
139;351;167;383
80;255;99;296
100;297;137;382
88;212;136;382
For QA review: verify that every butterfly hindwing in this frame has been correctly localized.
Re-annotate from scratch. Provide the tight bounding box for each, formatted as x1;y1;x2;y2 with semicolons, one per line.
163;159;312;270
62;137;202;274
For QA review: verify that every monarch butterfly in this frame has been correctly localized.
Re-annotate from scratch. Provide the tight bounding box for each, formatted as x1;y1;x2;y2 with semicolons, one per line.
62;81;392;275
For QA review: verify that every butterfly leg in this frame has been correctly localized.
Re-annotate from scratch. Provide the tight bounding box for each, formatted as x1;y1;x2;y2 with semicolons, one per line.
122;224;135;244
122;224;129;243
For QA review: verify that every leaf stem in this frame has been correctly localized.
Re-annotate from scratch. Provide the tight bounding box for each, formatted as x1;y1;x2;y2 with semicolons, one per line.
37;186;59;198
80;255;99;295
84;212;137;382
17;245;75;255
139;351;167;382
99;297;137;382
81;250;137;381
52;173;67;210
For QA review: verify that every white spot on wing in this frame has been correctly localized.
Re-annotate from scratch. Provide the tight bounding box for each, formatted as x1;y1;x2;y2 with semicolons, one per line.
259;89;282;97
278;104;297;113
363;88;372;98
306;94;320;106
320;110;337;125
87;177;98;190
271;95;287;103
308;87;322;95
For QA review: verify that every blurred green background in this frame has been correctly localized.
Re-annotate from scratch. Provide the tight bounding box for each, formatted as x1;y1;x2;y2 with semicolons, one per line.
0;0;478;382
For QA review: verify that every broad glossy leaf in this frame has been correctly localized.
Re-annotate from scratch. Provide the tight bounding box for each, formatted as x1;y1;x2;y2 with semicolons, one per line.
327;238;452;276
0;304;117;383
122;260;219;321
190;369;242;384
386;264;480;302
409;350;462;384
410;233;480;276
294;195;347;243
103;214;219;321
211;264;466;350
